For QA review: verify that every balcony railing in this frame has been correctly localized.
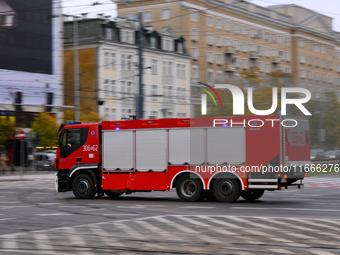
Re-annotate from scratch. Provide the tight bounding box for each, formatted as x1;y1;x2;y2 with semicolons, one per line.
225;46;235;54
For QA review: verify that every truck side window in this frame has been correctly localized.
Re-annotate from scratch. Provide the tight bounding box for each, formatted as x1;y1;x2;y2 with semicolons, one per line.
60;128;89;158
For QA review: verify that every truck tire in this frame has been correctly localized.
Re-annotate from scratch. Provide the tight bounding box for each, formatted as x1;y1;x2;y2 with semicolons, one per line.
241;190;264;201
72;174;96;199
176;175;203;202
104;190;124;198
213;178;240;203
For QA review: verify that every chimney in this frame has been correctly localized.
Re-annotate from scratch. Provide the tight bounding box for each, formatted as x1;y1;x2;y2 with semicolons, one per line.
81;13;88;19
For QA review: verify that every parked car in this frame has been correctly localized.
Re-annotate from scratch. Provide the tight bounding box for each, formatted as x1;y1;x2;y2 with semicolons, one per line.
324;150;340;160
34;153;56;171
44;150;56;154
310;149;325;161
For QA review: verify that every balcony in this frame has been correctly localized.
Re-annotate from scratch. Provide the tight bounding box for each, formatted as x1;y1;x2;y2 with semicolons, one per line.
225;64;237;72
271;56;282;64
249;52;260;59
225;46;235;54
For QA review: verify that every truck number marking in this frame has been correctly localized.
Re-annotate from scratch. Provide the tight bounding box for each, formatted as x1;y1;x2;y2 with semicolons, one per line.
83;145;98;151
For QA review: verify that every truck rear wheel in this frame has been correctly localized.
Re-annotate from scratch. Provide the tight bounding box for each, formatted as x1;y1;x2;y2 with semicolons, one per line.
176;175;203;202
241;190;264;201
72;174;96;199
213;178;240;203
104;190;124;198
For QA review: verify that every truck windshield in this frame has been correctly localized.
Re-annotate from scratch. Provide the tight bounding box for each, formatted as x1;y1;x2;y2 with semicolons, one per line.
62;129;81;148
60;128;86;158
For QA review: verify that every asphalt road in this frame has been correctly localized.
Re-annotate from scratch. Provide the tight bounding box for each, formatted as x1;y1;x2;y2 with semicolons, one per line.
0;173;340;254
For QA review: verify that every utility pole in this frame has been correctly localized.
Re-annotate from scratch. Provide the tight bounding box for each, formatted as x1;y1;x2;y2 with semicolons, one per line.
73;16;80;121
137;5;144;119
284;73;290;114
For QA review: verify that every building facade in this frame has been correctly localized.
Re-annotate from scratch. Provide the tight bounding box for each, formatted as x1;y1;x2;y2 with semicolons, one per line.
116;0;340;101
63;15;191;120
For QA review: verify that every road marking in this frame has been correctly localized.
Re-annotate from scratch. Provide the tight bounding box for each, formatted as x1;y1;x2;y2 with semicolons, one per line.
268;248;294;254
34;233;54;252
227;216;277;230
180;206;215;209
37;203;62;206
232;207;340;212
2;234;18;249
59;205;85;208
0;218;14;221
135;220;182;241
84;208;105;212
198;215;243;230
309;250;337;255
0;205;34;210
103;214;139;216
90;227;124;247
0;202;20;204
36;213;71;216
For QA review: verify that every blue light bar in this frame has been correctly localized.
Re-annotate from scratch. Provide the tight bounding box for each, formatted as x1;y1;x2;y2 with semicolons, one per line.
67;121;81;124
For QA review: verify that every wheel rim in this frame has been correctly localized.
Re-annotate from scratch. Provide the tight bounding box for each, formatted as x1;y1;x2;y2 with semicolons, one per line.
181;179;197;198
77;179;90;195
218;180;234;197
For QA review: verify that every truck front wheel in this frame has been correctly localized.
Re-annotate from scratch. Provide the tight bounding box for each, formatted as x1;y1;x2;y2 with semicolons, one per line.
241;190;264;201
72;174;96;199
176;175;203;202
213;178;240;203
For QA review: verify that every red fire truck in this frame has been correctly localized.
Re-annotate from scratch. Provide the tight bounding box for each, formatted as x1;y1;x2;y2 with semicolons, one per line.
55;115;310;202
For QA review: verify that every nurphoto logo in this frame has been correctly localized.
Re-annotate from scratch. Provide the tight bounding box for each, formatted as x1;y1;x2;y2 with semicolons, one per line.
200;84;312;116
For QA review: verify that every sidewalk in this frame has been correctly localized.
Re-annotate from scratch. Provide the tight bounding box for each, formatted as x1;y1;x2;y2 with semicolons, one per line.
0;166;55;181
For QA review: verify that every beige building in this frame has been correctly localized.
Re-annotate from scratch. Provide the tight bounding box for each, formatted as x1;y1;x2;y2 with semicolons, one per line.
116;0;340;100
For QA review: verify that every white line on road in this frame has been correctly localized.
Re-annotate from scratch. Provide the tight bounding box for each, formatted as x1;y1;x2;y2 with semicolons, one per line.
103;214;139;216
180;206;216;209
84;208;105;212
59;205;86;208
0;218;14;221
36;213;71;216
37;203;62;205
231;207;340;212
0;202;20;204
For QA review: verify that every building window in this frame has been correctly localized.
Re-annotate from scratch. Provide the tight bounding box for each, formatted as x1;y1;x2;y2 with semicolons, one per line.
191;9;198;22
207;69;214;83
328;61;333;70
308;70;313;79
207;15;213;27
163;61;173;76
143;10;152;22
336;63;340;73
279;50;284;59
249;27;255;38
177;42;183;53
216;18;222;29
272;48;277;57
328;75;333;83
234;57;239;68
315;43;319;52
315;72;319;81
104;79;109;97
265;46;270;57
300;54;305;63
264;31;269;41
104;52;109;69
321;45;326;54
315;58;319;67
121;54;132;70
192;65;199;79
105;28;113;40
337;51;340;59
285;51;291;61
322;73;326;82
217;71;223;82
278;35;283;45
265;63;270;73
216;35;222;47
257;61;263;72
285;67;291;74
242;58;248;69
121;29;134;44
110;80;116;97
257;30;262;39
216;53;223;65
161;9;171;20
151;59;157;75
207;33;214;45
242;41;247;52
272;34;276;43
300;69;305;78
225;37;231;46
307;41;312;50
257;45;262;55
207;51;214;63
250;43;256;52
328;47;333;56
242;25;247;35
234;23;239;34
162;38;173;51
191;47;198;59
225;20;231;31
150;37;156;48
176;64;186;79
151;85;157;100
191;28;198;41
321;59;326;68
285;37;290;47
307;56;312;65
233;39;239;51
299;39;304;48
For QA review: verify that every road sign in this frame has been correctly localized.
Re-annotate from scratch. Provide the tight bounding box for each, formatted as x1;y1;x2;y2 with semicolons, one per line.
17;130;26;140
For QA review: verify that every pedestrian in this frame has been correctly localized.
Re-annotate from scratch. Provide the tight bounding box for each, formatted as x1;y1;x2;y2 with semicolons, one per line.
0;153;8;174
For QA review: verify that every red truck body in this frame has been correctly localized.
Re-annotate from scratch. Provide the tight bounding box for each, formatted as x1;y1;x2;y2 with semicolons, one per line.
55;115;310;202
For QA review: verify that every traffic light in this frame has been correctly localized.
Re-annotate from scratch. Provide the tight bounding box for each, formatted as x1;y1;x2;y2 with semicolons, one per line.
15;92;22;111
32;134;41;146
46;92;53;112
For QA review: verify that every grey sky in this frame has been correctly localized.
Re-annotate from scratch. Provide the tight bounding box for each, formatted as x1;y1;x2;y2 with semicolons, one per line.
62;0;340;32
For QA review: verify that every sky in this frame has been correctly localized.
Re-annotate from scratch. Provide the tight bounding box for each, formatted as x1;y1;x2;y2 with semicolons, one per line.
62;0;340;32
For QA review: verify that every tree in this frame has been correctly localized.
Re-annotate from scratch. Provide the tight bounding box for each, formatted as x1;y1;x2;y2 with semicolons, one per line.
0;120;16;149
32;113;59;147
64;108;101;123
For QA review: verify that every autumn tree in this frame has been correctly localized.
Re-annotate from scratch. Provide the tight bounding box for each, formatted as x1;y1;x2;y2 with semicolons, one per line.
0;120;16;149
64;108;101;123
31;113;59;147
